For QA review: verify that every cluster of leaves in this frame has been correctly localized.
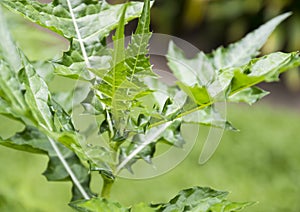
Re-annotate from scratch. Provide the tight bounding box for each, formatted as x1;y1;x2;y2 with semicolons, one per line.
71;187;253;212
0;0;299;211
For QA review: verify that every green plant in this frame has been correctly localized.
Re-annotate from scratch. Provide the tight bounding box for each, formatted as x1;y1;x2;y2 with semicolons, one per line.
0;0;299;211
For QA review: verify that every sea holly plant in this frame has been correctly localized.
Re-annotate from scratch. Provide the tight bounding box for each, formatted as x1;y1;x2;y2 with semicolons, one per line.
0;0;300;211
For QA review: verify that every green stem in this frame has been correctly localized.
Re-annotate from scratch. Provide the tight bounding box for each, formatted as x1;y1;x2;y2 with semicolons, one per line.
101;174;115;198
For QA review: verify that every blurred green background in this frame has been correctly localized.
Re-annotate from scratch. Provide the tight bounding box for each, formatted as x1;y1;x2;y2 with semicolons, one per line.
1;0;300;211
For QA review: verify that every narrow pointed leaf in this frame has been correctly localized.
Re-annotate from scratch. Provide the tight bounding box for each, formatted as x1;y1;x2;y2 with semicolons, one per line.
19;53;54;131
211;12;292;69
125;0;153;77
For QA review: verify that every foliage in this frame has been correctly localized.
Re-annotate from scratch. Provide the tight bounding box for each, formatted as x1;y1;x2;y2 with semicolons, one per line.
0;0;299;211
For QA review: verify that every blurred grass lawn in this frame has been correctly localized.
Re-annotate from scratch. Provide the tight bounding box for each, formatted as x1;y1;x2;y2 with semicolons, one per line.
1;105;300;211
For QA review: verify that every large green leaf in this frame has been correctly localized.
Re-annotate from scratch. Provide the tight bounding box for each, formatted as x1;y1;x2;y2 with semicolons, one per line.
0;0;147;79
0;7;90;201
0;126;92;201
211;12;291;69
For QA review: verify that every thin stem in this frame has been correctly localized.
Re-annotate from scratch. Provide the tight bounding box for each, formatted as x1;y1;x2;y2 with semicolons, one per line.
149;102;213;129
48;137;90;200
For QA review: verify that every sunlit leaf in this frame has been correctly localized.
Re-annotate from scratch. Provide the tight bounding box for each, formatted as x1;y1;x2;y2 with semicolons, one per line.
211;12;292;69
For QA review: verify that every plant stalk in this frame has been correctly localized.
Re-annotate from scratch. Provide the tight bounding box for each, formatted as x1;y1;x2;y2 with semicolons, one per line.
101;174;115;198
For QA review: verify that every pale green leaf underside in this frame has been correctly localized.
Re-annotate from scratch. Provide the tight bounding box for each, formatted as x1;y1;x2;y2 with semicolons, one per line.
0;0;144;42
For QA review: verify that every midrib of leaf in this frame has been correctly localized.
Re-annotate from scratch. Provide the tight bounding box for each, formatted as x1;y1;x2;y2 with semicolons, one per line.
65;0;91;68
47;137;90;200
129;0;150;82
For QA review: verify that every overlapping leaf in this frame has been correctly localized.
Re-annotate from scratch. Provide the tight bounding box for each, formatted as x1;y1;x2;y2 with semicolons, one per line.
95;0;154;137
0;8;90;200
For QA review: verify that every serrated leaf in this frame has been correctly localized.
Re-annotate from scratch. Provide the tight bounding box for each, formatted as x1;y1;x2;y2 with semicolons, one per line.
125;0;153;78
211;12;292;69
70;197;129;212
0;8;91;201
0;0;147;79
167;43;300;123
0;126;92;201
96;0;154;139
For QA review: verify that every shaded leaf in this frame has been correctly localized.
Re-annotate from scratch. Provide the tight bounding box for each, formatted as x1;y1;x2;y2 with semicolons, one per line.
0;126;92;201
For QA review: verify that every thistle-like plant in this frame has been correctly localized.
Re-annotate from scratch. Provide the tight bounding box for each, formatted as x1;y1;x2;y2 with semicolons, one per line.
0;0;299;211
